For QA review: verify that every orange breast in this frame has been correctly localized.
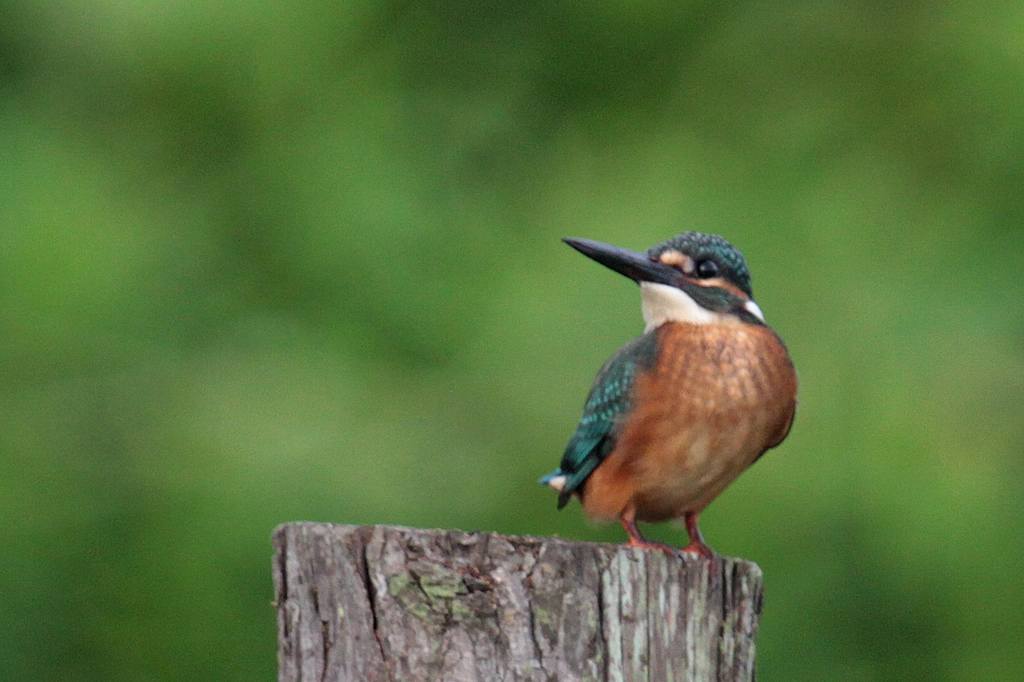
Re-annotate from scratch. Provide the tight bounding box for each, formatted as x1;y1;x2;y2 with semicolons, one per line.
580;322;797;522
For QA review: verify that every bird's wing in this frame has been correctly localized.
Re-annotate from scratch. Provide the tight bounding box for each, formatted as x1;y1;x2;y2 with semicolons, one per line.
553;330;660;508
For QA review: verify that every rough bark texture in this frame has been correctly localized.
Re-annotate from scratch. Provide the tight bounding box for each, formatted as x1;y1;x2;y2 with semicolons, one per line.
273;523;763;682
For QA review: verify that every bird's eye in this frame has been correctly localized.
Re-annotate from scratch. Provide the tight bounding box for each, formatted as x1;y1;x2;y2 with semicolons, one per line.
696;259;719;278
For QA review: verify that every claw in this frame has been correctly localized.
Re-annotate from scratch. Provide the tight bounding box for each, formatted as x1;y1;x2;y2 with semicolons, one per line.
681;511;715;559
680;541;715;559
627;537;681;556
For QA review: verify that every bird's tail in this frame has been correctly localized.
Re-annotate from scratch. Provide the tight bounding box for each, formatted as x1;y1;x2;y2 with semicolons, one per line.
538;469;567;491
539;469;575;509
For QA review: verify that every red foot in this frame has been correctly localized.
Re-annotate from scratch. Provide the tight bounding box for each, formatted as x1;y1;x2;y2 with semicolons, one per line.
680;541;715;559
681;511;714;559
626;537;680;556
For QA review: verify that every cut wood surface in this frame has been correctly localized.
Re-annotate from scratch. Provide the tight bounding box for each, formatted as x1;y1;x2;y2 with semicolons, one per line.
273;523;763;681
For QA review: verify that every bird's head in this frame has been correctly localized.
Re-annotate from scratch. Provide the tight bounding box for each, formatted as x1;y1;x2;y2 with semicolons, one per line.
563;232;765;330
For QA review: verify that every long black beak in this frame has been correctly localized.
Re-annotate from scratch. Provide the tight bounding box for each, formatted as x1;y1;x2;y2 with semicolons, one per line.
563;237;677;286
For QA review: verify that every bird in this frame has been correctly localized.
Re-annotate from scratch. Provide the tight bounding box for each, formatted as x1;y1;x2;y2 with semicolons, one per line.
539;232;797;558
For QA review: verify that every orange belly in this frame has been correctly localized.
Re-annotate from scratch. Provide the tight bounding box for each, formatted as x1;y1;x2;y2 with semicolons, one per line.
580;321;797;522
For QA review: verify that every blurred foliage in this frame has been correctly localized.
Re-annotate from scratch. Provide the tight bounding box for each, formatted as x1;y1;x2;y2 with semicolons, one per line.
2;2;1023;680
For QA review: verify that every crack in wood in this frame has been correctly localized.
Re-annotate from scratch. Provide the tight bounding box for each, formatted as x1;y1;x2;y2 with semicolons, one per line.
358;532;389;681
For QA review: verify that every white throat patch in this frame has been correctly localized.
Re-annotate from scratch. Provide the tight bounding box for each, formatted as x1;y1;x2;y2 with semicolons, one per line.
639;282;764;331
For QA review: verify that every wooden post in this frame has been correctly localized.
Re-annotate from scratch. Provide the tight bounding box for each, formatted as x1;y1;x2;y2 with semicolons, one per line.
273;523;763;681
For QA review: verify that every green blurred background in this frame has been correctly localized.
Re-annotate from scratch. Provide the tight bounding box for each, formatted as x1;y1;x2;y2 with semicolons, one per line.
3;2;1023;680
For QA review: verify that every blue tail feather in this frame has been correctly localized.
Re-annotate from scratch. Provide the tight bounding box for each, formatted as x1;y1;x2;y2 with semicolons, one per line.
538;469;564;485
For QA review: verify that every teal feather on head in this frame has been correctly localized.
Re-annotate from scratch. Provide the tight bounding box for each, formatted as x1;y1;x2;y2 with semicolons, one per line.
647;232;753;297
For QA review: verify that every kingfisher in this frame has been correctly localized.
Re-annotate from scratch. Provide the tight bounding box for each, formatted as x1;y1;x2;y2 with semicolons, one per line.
540;232;797;558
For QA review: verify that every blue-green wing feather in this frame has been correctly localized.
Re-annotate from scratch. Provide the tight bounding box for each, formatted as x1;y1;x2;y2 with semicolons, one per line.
541;331;660;509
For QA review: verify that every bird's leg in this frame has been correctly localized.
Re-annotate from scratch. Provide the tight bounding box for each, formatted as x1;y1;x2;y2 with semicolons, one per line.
620;508;678;556
681;511;714;558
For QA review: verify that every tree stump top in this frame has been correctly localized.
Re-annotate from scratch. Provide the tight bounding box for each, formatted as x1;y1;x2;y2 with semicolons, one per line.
273;522;763;681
